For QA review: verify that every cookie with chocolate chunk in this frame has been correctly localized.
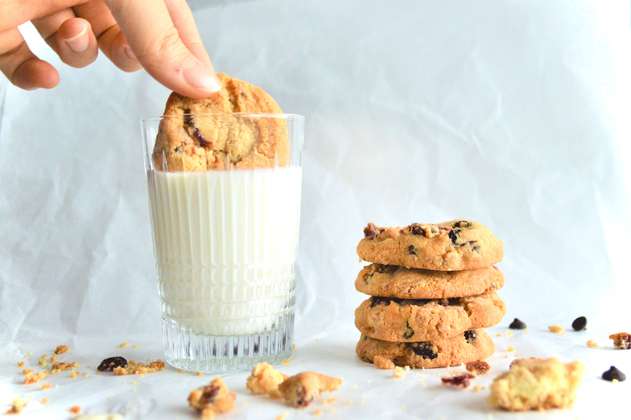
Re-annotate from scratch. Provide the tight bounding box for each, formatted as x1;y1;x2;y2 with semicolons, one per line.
354;291;505;342
356;329;494;369
357;220;503;271
153;72;288;171
356;264;504;299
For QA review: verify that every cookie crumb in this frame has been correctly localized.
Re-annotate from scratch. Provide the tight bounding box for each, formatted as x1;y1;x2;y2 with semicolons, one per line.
54;345;69;355
40;383;54;391
37;355;49;368
112;360;165;376
373;355;395;370
117;341;129;349
311;408;322;416
472;384;485;393
609;332;631;349
281;359;291;366
23;370;48;384
246;363;286;399
392;366;409;379
69;370;80;379
188;378;236;418
441;373;474;388
195;371;204;377
465;360;490;375
275;413;288;420
50;361;79;374
586;339;598;348
278;372;342;408
506;346;516;353
548;325;564;335
5;398;27;415
69;405;81;415
17;361;24;368
40;398;48;405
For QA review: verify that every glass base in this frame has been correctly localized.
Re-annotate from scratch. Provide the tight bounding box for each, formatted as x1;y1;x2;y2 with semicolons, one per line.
161;314;294;373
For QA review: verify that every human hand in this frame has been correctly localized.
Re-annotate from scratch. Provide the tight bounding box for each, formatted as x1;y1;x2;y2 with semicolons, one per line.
0;0;220;98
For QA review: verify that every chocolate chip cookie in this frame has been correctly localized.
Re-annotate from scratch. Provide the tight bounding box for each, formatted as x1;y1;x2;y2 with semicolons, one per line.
356;264;504;299
153;72;288;171
354;292;505;342
357;220;503;271
356;329;494;369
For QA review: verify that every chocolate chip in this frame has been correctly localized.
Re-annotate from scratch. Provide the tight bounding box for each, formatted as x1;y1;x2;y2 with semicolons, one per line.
97;356;128;372
369;296;393;307
403;322;414;339
464;330;477;343
509;318;527;330
441;373;475;388
602;366;626;382
572;316;587;331
363;223;379;239
407;342;438;359
452;220;472;229
375;264;398;274
408;224;425;236
408;245;417;255
448;229;459;245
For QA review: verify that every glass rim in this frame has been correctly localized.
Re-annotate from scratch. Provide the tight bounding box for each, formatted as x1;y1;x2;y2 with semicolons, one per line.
142;113;305;123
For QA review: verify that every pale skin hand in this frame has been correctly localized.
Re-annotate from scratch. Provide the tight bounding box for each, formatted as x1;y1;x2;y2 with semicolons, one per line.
0;0;220;98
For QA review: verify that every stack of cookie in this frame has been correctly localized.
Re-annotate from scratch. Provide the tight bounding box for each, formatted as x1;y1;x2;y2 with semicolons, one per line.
354;220;505;368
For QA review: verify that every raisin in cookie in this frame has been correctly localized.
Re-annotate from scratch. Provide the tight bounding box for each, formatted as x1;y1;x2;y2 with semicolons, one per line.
356;329;494;369
187;378;236;419
357;220;503;271
153;72;288;171
356;264;504;299
489;358;584;411
354;292;505;342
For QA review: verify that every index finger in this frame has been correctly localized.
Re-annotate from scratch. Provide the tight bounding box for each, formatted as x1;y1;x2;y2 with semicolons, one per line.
107;0;220;98
0;0;87;32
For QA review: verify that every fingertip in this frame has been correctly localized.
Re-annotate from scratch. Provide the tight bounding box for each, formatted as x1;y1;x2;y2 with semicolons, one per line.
12;59;59;90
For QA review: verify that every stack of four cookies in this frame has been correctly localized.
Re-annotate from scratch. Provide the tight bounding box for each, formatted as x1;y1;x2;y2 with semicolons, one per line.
354;220;505;368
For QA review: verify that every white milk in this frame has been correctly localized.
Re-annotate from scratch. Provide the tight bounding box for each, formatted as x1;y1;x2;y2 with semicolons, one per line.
147;167;302;335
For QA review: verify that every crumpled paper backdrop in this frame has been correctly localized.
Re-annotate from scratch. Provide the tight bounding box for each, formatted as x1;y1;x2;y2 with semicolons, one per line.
1;0;630;418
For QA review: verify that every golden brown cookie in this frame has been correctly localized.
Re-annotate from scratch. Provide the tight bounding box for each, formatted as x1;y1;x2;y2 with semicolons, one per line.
246;362;287;399
153;73;288;171
278;372;342;408
187;378;236;419
489;358;584;411
356;329;494;369
354;292;505;342
356;264;504;299
357;220;503;271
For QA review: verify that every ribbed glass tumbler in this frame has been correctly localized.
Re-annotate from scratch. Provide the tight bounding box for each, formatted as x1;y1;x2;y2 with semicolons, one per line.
141;113;304;372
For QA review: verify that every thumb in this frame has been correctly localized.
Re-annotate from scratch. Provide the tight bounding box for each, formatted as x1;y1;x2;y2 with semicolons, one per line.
107;0;220;98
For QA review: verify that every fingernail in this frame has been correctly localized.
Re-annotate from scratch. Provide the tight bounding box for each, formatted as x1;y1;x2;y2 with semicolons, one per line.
123;45;136;61
64;25;89;53
183;61;221;93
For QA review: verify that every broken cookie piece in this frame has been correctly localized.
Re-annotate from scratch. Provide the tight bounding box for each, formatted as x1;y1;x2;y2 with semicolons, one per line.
188;378;236;420
278;372;342;408
246;363;287;398
489;358;583;411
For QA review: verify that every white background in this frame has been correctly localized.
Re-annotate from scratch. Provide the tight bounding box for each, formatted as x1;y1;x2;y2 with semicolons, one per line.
1;0;631;418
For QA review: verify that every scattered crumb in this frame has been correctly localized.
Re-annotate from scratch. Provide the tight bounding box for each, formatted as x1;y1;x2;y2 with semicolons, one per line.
37;355;49;368
50;361;80;374
311;408;322;416
40;398;48;405
373;355;395;370
69;405;81;415
441;373;475;388
195;371;204;377
54;345;69;355
275;413;288;420
24;370;48;384
609;332;631;349
112;360;165;376
5;398;27;415
69;370;80;379
495;333;502;337
131;344;140;349
548;325;564;335
587;340;598;349
188;378;236;419
117;341;129;349
40;383;54;391
323;397;336;405
21;368;32;375
472;384;485;393
246;363;287;398
17;361;25;369
278;372;342;408
281;359;291;366
392;366;408;379
506;346;516;353
466;360;490;375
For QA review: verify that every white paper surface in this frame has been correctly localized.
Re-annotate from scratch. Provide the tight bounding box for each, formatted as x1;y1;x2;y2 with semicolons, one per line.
1;0;631;418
